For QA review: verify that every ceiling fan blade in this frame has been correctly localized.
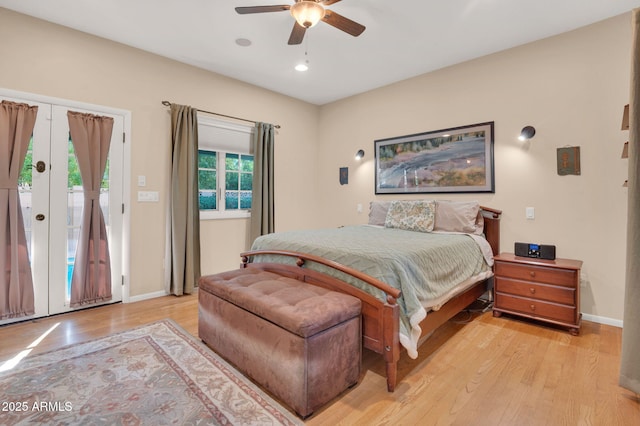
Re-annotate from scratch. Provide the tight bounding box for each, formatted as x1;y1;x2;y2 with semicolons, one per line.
288;22;306;45
321;0;343;5
235;5;290;14
322;10;365;37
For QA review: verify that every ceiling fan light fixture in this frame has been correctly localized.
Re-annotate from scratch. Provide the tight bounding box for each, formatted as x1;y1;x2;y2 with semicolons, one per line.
290;1;325;28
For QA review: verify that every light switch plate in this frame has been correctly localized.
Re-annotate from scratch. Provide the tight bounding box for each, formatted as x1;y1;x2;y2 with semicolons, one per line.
526;207;535;219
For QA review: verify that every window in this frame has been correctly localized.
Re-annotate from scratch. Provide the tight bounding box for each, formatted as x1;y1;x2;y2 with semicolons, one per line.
198;150;217;210
224;153;254;210
197;116;254;219
198;150;254;217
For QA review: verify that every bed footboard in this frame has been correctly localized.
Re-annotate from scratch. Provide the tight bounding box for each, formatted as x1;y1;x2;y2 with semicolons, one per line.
240;250;402;391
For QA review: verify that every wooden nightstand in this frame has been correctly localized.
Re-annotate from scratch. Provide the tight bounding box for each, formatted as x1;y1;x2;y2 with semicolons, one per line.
493;253;582;335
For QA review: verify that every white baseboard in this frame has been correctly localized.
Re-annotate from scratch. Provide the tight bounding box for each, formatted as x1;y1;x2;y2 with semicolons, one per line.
126;290;168;303
582;313;623;328
123;290;623;329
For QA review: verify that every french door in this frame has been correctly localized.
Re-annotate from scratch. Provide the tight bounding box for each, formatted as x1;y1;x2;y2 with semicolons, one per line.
1;94;125;325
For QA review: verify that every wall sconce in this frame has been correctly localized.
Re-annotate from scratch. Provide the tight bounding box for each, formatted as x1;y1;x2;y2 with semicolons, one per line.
518;126;536;141
355;149;365;160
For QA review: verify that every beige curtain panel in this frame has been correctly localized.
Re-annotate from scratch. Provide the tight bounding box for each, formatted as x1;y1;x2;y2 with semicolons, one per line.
67;111;113;307
0;101;38;319
168;103;200;296
249;122;275;244
620;8;640;394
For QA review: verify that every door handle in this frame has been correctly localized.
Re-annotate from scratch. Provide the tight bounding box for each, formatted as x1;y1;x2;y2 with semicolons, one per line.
35;214;45;221
33;161;46;173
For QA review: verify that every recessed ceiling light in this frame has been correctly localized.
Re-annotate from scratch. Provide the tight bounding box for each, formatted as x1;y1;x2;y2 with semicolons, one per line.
295;62;309;72
235;38;252;47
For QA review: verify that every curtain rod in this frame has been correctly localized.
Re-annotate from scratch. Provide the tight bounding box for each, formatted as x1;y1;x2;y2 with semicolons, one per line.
161;101;280;129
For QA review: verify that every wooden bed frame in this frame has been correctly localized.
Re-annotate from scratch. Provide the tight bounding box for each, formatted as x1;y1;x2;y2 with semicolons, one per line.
240;206;502;392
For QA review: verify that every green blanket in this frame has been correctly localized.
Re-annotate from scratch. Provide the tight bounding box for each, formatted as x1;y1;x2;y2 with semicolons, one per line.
251;225;492;358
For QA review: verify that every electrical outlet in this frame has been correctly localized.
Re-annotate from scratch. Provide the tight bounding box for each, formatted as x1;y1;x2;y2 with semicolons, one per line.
137;191;159;202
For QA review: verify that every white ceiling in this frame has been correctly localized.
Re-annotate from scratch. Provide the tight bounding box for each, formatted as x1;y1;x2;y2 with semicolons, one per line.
1;0;639;105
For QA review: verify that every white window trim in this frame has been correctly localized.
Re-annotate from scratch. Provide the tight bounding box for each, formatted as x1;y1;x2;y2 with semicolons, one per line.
200;209;250;220
198;115;254;220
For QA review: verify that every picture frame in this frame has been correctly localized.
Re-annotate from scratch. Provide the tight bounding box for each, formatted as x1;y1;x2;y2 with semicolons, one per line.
374;121;495;194
557;146;581;176
339;167;348;185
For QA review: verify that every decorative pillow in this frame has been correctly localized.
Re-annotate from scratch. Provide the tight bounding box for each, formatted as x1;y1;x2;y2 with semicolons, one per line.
384;200;436;233
368;201;391;226
434;200;483;235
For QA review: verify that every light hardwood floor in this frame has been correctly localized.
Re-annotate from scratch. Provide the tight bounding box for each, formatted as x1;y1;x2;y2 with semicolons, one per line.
1;293;638;425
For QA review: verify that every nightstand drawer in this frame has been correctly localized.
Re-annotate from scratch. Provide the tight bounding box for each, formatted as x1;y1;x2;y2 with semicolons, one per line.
495;293;577;324
495;262;577;287
495;277;575;305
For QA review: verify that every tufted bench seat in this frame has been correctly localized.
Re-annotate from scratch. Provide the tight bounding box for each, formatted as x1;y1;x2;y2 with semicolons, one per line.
198;268;362;418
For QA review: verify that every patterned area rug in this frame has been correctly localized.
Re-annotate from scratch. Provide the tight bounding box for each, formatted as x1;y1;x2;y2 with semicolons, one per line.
0;319;302;425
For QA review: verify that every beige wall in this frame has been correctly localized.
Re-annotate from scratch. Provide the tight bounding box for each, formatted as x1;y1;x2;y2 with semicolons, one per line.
0;8;320;297
0;8;632;322
317;13;631;322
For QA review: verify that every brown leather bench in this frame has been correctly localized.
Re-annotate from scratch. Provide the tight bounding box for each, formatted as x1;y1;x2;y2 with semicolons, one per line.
198;268;361;418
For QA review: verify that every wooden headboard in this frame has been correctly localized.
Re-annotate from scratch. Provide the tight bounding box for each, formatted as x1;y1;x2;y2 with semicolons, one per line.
480;206;502;255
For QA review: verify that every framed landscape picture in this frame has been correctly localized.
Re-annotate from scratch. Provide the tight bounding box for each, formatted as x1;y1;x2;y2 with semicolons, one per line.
374;122;495;194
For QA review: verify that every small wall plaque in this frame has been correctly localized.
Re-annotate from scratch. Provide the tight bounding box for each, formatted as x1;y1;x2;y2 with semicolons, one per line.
339;167;348;185
557;146;581;176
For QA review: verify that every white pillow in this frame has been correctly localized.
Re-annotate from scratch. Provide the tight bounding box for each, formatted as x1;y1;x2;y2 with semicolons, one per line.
434;200;483;235
368;201;391;226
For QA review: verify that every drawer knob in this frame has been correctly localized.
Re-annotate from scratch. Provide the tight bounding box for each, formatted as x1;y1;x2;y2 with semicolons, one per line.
529;288;536;294
530;271;536;277
530;304;536;311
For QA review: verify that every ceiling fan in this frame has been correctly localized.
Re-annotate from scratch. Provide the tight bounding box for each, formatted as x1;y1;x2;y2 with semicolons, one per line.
235;0;366;45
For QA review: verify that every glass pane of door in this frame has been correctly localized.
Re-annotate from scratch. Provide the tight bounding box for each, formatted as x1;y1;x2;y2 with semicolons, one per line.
18;137;34;262
66;133;81;300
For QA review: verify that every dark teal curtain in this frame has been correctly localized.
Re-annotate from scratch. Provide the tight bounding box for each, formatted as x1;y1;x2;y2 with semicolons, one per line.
249;122;275;244
169;104;200;295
